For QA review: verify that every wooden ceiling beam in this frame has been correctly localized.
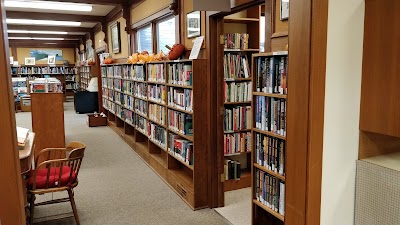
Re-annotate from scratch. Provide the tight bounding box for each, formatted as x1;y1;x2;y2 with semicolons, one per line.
6;11;105;23
8;33;84;39
7;25;92;33
9;40;78;48
36;0;125;5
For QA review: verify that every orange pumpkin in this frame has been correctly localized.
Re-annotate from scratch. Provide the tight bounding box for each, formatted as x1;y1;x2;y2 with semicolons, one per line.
167;44;185;60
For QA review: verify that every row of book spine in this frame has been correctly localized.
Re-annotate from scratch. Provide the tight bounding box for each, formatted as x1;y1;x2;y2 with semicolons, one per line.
168;63;192;86
116;104;124;119
136;115;147;133
134;83;147;99
114;79;122;91
168;87;193;112
115;92;124;104
149;103;166;125
255;169;285;216
224;132;251;155
168;110;193;135
224;106;251;132
16;66;76;74
148;63;165;82
255;96;286;136
168;134;194;165
224;33;249;50
255;55;288;95
103;65;146;81
124;95;134;110
148;123;167;148
148;84;166;104
125;110;134;125
224;82;252;102
255;133;285;175
135;99;148;116
223;54;251;79
224;160;241;180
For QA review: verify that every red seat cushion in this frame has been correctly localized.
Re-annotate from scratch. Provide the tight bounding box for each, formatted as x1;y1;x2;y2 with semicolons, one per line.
28;166;77;189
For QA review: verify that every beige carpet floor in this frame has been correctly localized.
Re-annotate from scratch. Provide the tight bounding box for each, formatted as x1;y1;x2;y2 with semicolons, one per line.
214;188;252;225
16;102;231;225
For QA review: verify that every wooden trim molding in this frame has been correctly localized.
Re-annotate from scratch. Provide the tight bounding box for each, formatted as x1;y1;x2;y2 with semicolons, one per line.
0;3;26;224
131;7;172;29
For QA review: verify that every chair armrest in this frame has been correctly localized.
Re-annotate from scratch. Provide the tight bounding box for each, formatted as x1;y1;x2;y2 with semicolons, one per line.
35;148;68;168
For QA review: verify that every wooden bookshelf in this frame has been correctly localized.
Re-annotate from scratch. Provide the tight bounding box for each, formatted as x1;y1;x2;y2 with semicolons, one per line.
10;65;77;98
100;60;209;209
224;18;260;24
251;52;288;224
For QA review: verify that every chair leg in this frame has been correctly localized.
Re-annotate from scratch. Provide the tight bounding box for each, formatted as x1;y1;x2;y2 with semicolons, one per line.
68;189;80;225
29;194;35;225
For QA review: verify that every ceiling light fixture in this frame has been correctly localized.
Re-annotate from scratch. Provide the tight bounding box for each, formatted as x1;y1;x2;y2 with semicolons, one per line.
6;19;81;26
9;37;65;40
5;0;93;12
8;30;68;34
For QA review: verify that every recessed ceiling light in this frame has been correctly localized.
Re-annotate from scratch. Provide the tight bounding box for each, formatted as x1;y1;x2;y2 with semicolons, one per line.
6;19;81;27
9;37;65;40
8;30;68;34
5;0;93;12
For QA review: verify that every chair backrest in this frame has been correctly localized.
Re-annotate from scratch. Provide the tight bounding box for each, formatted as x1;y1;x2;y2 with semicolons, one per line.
31;142;86;191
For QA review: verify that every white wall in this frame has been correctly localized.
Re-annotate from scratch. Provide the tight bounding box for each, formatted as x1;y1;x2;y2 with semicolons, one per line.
320;0;365;224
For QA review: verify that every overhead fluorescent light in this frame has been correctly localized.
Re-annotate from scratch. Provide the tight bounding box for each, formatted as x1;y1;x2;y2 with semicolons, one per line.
6;19;81;27
9;37;65;40
5;0;93;12
8;30;68;34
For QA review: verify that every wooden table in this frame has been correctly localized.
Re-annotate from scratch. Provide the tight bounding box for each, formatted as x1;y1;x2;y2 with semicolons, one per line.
19;132;35;208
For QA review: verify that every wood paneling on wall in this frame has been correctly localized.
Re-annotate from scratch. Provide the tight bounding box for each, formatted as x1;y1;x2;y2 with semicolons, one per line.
270;0;288;51
181;0;206;50
16;47;75;65
108;16;129;59
131;0;171;24
0;2;26;224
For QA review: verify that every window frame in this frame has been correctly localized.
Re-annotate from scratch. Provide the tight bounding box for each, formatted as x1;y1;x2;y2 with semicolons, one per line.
132;12;179;54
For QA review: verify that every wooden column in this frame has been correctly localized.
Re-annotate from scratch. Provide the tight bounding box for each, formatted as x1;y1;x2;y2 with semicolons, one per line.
0;1;26;224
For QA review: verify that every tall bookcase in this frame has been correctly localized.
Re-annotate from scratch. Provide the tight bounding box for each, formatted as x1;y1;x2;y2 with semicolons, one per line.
251;52;288;224
10;65;77;97
222;6;261;192
78;65;92;90
101;59;209;209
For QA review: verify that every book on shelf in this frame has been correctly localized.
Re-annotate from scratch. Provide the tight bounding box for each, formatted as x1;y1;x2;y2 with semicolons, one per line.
224;106;251;132
148;122;167;148
224;132;251;155
116;104;124;119
148;84;166;104
168;63;192;86
124;109;134;125
136;115;147;134
107;66;114;77
256;54;288;95
113;65;122;78
135;99;148;116
168;87;193;112
134;82;147;99
148;63;165;83
168;109;193;135
255;96;286;136
224;160;241;180
149;103;166;125
17;126;29;147
224;33;249;50
168;133;194;165
255;169;285;216
255;133;285;175
114;79;122;91
224;82;252;102
224;53;251;79
115;92;124;105
124;95;134;110
133;64;146;81
123;65;131;79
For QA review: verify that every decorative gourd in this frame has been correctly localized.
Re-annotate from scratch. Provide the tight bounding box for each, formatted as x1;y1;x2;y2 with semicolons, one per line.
167;44;185;60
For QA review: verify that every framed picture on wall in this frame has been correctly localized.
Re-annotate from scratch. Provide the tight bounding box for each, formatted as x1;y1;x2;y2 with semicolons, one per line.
187;11;201;39
25;57;35;66
110;21;121;53
280;0;289;20
47;56;56;65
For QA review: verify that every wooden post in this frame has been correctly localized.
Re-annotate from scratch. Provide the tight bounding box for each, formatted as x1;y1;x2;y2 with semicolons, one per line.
0;1;26;224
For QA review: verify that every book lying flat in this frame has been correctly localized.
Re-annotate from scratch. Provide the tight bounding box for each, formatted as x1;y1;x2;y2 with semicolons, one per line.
17;127;29;147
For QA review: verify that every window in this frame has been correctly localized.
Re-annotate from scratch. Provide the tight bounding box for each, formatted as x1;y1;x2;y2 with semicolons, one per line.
137;25;152;53
157;17;176;53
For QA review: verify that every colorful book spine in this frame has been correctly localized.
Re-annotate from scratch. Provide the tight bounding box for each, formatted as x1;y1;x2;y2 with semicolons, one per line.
223;33;249;49
255;133;285;175
223;53;251;79
168;87;193;112
255;55;288;94
148;63;165;82
168;63;192;86
224;160;241;180
134;82;147;99
224;106;252;131
135;99;148;117
168;134;194;165
133;64;146;81
149;103;166;126
255;169;285;216
148;84;166;104
148;122;167;148
224;132;251;155
168;109;193;135
136;115;147;134
224;82;252;102
255;96;286;136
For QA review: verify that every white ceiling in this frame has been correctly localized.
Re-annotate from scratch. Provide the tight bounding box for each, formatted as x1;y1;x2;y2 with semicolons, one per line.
6;3;116;17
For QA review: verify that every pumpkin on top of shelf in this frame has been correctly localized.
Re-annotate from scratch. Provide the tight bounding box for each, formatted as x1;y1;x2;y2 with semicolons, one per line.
167;44;185;60
127;51;167;64
87;60;95;66
103;57;114;65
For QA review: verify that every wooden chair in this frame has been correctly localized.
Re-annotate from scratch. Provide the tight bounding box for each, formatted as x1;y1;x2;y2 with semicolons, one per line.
28;142;86;225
